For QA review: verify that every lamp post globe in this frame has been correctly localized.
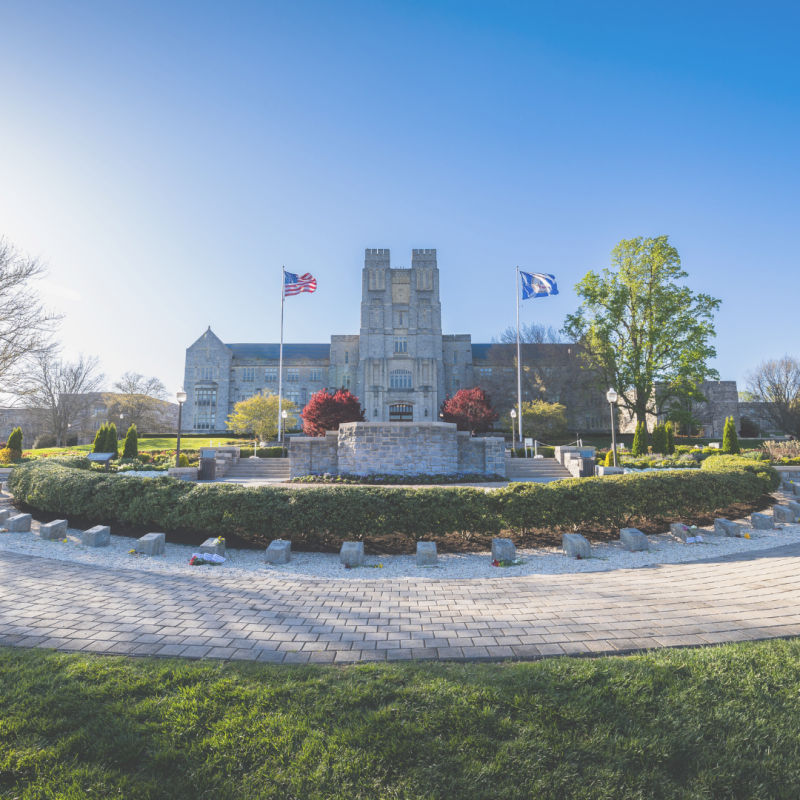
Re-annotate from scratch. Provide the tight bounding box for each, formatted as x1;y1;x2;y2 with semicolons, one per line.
606;388;618;467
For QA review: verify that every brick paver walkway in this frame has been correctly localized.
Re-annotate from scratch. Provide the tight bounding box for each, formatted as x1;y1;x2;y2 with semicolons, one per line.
1;545;799;663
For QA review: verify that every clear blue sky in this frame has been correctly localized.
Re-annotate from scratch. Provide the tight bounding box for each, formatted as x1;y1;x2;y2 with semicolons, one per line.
1;1;797;395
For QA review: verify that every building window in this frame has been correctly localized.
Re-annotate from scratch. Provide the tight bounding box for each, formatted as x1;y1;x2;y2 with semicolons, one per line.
390;369;412;389
389;404;413;422
195;388;217;430
242;367;255;382
239;390;254;402
452;377;460;390
265;368;277;381
287;368;299;382
345;351;349;364
199;366;213;380
453;352;457;365
394;337;407;354
310;368;322;381
285;391;300;405
399;312;404;326
342;374;351;389
479;367;492;379
196;388;217;407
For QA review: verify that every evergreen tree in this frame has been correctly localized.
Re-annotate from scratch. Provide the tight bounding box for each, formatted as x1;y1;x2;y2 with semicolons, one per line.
7;427;23;452
666;421;675;454
122;424;139;459
92;425;107;453
604;449;617;467
722;415;740;454
106;422;119;458
631;421;648;456
651;423;667;455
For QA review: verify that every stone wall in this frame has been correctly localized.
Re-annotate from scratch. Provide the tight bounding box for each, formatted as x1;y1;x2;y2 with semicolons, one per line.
457;433;506;475
289;431;339;477
337;422;459;476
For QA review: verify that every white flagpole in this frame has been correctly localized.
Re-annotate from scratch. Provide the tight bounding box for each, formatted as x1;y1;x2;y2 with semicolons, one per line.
278;267;285;445
516;266;523;447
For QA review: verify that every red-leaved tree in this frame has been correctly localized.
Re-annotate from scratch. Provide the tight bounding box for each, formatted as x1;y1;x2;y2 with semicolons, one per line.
302;389;366;436
440;387;499;434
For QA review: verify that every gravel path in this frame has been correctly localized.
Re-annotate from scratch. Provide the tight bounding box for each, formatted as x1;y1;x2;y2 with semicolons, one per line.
2;503;798;583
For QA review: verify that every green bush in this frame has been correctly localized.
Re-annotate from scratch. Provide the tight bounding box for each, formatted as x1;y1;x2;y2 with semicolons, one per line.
631;421;648;456
8;456;776;544
106;423;119;459
666;421;675;454
722;415;740;455
239;447;285;458
92;426;106;454
178;453;190;468
651;423;668;456
122;424;139;459
604;449;617;467
7;427;22;452
513;446;556;458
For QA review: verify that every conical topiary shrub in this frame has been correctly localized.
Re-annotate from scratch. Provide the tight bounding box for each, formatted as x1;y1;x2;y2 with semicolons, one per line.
122;424;138;459
7;427;23;452
651;423;665;455
604;449;617;467
666;421;675;454
106;423;119;458
631;420;648;456
722;415;740;455
92;425;107;453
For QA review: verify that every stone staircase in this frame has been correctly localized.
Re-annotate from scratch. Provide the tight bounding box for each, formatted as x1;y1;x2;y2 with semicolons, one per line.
505;457;572;482
215;457;291;484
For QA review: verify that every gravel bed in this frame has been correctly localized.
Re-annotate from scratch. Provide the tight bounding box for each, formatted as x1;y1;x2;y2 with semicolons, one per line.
2;507;799;583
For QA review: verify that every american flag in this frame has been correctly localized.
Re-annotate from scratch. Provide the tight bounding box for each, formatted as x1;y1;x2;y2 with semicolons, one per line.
284;271;317;296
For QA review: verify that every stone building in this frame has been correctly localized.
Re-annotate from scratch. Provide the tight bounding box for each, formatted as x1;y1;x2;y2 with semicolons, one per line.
181;247;764;438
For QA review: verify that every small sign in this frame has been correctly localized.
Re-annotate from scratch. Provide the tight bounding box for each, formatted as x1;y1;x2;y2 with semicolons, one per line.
87;453;113;462
524;438;533;448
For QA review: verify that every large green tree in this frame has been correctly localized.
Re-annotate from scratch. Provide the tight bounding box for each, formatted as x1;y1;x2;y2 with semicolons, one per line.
564;236;720;428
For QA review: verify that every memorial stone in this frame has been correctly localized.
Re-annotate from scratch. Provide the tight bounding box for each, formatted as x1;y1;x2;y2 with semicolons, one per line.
562;533;591;558
38;519;68;540
136;532;166;556
340;541;365;566
0;508;10;524
266;539;291;564
200;538;226;557
6;514;31;533
82;525;110;547
773;505;795;523
416;541;437;566
714;518;742;537
750;513;774;530
491;538;516;562
619;528;649;551
669;522;698;543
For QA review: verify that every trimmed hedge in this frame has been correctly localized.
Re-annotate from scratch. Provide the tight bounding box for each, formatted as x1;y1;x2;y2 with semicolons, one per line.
8;455;778;543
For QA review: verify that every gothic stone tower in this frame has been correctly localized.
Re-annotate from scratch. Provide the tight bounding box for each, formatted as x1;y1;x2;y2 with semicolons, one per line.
357;248;445;422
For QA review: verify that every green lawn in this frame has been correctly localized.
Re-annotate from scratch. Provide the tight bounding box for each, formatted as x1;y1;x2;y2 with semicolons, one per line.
1;640;799;798
24;437;239;455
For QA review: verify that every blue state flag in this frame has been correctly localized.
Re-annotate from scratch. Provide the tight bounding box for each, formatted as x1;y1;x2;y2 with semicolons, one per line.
520;271;559;300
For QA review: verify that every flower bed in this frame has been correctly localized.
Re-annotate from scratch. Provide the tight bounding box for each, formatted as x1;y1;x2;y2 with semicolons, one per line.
289;471;506;485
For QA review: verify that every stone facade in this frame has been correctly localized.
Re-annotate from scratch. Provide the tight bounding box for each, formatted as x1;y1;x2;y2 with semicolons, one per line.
181;245;767;438
290;421;505;477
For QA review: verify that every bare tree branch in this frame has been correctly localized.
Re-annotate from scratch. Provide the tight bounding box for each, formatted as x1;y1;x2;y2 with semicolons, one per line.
0;237;62;393
746;356;800;437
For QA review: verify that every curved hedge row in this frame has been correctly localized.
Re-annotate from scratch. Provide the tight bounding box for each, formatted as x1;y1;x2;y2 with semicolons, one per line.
8;456;779;542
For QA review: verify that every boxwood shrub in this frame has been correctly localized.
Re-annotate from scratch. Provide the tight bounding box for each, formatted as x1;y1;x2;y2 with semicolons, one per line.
7;455;777;543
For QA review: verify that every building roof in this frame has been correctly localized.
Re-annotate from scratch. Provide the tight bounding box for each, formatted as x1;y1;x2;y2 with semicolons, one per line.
471;344;493;360
225;343;331;360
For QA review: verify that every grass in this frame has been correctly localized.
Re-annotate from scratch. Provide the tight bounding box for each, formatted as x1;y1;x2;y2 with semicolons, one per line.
1;640;800;798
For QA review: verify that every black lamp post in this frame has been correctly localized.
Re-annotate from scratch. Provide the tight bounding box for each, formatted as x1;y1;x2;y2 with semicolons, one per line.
281;410;288;457
606;388;618;467
175;390;186;467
